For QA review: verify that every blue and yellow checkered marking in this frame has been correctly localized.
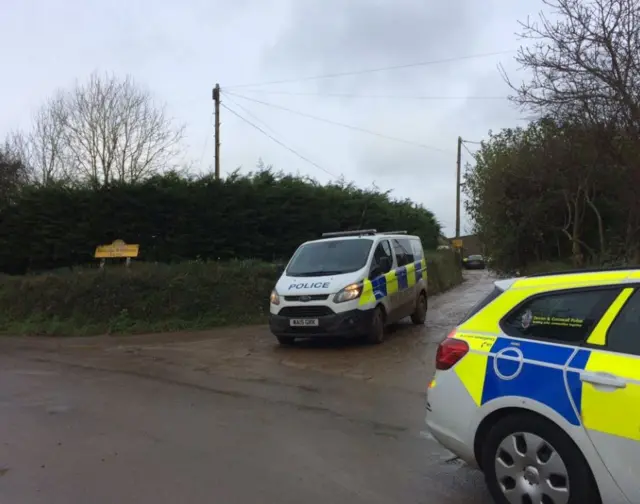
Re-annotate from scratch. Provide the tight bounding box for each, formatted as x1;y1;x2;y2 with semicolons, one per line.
481;338;586;426
359;259;427;306
451;279;640;441
454;334;633;430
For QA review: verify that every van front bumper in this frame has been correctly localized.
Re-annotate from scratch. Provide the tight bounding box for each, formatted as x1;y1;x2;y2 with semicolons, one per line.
269;308;374;338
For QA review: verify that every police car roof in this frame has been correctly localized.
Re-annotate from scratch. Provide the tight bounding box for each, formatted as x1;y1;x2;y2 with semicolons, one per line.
496;266;640;291
524;266;640;278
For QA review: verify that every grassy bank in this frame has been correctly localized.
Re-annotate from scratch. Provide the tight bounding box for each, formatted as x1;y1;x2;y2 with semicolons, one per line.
0;252;463;336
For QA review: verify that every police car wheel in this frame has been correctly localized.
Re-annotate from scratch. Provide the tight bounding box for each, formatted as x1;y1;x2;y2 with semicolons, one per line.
410;292;427;325
366;306;385;344
482;413;599;504
276;336;296;346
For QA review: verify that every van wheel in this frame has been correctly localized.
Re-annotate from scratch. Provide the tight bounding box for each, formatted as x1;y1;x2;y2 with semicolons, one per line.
366;306;385;344
276;336;295;346
482;413;600;504
410;292;427;325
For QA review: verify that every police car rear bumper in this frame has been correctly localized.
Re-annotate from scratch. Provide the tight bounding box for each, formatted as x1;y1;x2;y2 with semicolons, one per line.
269;308;374;338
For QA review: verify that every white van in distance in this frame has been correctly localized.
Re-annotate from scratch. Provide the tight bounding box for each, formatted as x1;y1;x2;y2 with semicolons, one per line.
269;230;428;345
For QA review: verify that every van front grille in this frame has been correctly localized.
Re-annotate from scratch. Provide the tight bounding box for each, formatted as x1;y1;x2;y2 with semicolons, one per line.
284;294;329;302
278;306;334;317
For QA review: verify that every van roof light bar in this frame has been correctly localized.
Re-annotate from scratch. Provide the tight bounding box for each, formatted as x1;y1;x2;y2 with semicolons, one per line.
381;230;408;235
321;229;377;238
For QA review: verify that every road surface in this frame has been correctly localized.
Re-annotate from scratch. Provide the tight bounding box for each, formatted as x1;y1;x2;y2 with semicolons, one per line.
0;270;494;504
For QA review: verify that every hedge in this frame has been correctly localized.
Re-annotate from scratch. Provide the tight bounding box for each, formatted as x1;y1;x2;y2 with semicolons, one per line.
0;170;441;274
0;252;462;336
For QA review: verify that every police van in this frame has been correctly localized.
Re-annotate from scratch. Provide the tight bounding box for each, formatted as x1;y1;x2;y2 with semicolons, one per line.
268;229;428;345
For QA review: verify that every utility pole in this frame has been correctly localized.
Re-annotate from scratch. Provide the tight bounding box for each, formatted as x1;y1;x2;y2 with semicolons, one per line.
213;83;221;180
455;136;462;238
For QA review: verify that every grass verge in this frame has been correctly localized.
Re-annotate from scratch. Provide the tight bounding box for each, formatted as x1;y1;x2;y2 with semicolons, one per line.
0;252;463;336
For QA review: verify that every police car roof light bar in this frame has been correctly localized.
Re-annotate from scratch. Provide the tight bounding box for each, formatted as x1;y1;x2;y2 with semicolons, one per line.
381;230;408;235
321;229;377;238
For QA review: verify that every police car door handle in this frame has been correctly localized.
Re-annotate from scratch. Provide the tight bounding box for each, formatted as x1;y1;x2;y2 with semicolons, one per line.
580;371;627;389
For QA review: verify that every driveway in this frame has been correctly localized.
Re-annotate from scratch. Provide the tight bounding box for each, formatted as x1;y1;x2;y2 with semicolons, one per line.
0;270;495;503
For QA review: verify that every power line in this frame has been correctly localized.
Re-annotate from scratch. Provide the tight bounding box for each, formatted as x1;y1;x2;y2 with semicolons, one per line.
224;50;516;89
227;89;508;100
221;102;338;178
224;90;453;154
461;142;477;159
462;139;483;144
223;93;280;137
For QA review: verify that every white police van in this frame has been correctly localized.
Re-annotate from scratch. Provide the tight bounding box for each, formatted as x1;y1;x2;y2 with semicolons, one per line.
269;229;428;345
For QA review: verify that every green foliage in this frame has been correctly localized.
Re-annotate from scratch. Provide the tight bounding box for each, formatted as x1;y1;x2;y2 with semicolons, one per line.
0;260;277;336
464;119;640;273
0;169;441;274
0;253;461;336
425;251;463;295
0;145;27;202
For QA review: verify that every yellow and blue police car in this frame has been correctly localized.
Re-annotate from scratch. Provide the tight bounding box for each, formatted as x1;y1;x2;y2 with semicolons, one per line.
269;229;427;345
426;268;640;504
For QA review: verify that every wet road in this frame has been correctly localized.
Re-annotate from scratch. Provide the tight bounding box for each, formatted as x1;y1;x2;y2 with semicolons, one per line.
0;270;495;504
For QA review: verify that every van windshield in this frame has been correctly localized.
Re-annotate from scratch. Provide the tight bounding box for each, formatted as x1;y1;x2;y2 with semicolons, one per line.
286;239;373;277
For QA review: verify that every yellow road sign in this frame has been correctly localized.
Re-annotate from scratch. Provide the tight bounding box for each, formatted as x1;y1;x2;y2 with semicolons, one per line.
94;239;139;259
451;239;463;248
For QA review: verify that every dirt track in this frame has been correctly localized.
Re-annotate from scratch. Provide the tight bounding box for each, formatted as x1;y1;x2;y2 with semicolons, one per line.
0;270;495;503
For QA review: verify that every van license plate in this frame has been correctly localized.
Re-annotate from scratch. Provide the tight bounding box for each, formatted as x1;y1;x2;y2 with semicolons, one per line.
289;318;319;327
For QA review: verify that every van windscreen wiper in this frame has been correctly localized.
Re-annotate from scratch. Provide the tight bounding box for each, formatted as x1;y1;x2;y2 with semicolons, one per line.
288;270;344;277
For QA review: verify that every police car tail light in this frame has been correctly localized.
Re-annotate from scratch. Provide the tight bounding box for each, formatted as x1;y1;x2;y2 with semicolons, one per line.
435;338;469;370
333;283;363;303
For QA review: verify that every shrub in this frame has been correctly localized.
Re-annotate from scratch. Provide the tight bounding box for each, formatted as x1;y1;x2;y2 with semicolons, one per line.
425;250;464;295
0;170;442;274
0;260;278;336
0;253;462;336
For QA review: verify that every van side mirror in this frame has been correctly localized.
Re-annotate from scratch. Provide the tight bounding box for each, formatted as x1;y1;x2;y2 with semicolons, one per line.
275;263;286;276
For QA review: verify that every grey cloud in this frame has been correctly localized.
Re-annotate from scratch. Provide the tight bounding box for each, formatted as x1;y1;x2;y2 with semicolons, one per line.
355;142;460;232
265;0;489;90
1;0;548;239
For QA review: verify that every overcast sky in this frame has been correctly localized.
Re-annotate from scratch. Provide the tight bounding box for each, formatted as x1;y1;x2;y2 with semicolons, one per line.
1;0;542;237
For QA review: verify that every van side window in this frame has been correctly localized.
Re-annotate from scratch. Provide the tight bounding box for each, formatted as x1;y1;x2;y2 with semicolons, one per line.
606;289;640;356
392;239;414;266
370;240;393;277
410;238;424;261
501;289;619;344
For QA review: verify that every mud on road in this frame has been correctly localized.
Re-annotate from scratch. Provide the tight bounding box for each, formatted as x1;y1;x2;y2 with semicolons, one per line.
0;270;496;504
8;270;492;393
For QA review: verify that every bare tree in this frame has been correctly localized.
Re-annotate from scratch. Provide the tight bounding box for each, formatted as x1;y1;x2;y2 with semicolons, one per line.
503;0;640;129
5;94;69;186
5;72;184;188
58;72;185;186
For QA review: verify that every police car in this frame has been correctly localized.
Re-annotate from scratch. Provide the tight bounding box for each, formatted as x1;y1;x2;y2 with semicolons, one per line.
269;229;428;345
426;268;640;504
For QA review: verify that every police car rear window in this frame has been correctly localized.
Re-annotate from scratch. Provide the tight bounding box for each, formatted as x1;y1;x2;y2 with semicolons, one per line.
458;286;504;324
501;288;619;344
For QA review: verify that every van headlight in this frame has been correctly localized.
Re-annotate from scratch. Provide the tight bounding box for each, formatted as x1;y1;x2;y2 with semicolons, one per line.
270;290;280;305
333;283;363;303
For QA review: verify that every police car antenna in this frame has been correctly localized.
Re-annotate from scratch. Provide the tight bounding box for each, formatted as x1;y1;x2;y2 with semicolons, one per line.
321;229;377;238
